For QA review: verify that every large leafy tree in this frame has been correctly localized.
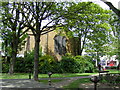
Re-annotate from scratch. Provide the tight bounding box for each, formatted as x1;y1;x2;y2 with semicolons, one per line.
21;2;67;80
100;0;120;17
108;13;120;69
1;2;29;74
62;2;111;56
101;0;120;69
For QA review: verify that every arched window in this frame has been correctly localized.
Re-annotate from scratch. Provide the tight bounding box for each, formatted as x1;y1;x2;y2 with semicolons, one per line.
54;35;66;55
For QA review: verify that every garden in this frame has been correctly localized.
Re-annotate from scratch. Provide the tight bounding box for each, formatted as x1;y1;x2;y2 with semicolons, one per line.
1;51;120;89
2;52;96;74
1;0;120;89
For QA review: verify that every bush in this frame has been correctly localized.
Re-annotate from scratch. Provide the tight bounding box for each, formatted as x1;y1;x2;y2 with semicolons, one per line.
74;55;95;73
2;50;96;74
24;51;34;72
59;54;96;73
2;49;39;73
2;57;9;73
59;55;76;73
14;57;26;72
14;50;35;73
2;57;26;73
39;55;57;74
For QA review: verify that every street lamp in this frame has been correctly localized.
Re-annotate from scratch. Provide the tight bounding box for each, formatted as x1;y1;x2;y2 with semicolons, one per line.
48;72;52;86
90;76;100;90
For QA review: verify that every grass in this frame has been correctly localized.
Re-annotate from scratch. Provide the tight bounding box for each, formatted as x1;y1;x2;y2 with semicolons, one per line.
1;69;119;79
39;79;64;84
63;76;120;89
106;69;120;73
0;73;30;79
62;69;120;89
0;73;97;79
63;78;90;89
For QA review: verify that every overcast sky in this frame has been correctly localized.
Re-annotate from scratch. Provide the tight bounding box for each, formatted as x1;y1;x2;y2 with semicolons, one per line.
2;0;120;9
93;0;119;9
78;0;120;9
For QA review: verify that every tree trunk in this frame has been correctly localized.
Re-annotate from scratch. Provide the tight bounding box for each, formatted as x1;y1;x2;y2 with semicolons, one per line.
33;35;40;81
78;35;82;55
8;52;16;74
8;36;17;74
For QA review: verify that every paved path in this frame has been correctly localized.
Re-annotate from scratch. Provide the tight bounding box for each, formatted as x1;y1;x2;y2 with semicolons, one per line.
1;79;51;90
0;76;93;89
47;76;92;88
39;75;92;80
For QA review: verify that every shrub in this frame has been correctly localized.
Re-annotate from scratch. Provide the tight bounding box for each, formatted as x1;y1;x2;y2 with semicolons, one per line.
39;55;57;74
2;57;26;73
2;57;9;73
2;49;41;73
14;57;25;72
24;50;34;72
23;48;42;73
59;54;76;73
74;55;95;73
58;55;96;73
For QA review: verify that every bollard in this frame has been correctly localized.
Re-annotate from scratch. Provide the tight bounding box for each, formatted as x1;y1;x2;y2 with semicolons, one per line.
29;69;31;79
90;76;100;90
48;72;52;86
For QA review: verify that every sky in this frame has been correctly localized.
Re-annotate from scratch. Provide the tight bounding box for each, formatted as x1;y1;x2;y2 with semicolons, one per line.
93;0;120;9
2;0;120;9
79;0;120;9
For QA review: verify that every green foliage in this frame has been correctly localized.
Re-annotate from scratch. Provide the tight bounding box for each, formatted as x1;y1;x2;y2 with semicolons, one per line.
2;49;42;73
2;57;26;73
63;78;90;88
24;51;34;72
24;48;43;72
60;2;112;56
59;54;96;73
14;57;26;72
2;57;9;73
74;55;95;73
2;53;97;73
60;55;76;73
101;74;120;85
39;55;57;74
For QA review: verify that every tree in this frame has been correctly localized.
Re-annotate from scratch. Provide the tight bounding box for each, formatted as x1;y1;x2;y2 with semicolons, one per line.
21;2;66;80
100;0;120;17
101;0;120;70
109;13;120;70
1;2;29;74
62;2;111;56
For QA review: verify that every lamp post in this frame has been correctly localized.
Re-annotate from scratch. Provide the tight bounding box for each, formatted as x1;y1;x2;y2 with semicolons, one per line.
29;69;31;79
90;76;100;90
48;72;52;86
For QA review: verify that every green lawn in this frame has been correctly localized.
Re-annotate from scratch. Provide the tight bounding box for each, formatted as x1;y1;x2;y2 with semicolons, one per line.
63;78;90;88
63;76;120;89
107;69;120;73
0;69;119;79
0;73;97;79
63;69;120;89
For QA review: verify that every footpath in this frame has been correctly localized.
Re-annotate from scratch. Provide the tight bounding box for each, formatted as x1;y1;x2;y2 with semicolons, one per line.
0;75;93;89
1;79;50;90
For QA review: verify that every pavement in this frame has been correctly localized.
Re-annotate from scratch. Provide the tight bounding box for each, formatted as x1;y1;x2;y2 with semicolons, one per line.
39;75;92;80
0;79;51;90
2;74;119;89
0;76;93;89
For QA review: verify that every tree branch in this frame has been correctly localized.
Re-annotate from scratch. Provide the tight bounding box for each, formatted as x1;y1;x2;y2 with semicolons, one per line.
101;0;120;17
